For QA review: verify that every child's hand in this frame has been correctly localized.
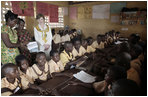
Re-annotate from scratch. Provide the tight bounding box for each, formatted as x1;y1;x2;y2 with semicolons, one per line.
38;87;48;95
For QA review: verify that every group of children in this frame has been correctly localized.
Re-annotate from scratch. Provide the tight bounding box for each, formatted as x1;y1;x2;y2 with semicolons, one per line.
1;29;146;96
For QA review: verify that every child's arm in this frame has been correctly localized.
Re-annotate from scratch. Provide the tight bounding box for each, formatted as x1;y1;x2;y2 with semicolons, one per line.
69;81;92;88
51;72;72;78
28;83;48;95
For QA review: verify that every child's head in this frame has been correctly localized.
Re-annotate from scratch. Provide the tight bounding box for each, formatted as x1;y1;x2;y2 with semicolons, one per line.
119;42;130;53
130;44;143;59
105;65;127;84
15;55;29;71
129;33;140;45
97;35;102;44
50;50;60;63
101;35;106;42
36;52;46;66
115;31;120;37
64;41;73;52
73;38;81;50
87;37;93;45
115;52;131;71
2;63;19;79
108;79;140;96
81;39;88;48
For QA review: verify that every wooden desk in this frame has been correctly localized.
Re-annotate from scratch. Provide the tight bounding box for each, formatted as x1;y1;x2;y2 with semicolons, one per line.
22;69;97;96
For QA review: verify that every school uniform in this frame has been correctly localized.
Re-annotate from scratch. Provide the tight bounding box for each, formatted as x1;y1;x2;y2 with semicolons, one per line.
130;58;141;75
30;62;50;81
49;59;64;74
61;34;70;42
72;46;86;58
92;41;105;49
87;45;96;53
93;80;107;93
18;67;34;85
127;68;141;86
60;50;74;67
108;36;113;43
53;33;61;44
138;53;144;62
1;77;22;96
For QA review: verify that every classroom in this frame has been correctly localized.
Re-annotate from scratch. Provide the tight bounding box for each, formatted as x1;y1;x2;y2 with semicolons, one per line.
1;1;147;96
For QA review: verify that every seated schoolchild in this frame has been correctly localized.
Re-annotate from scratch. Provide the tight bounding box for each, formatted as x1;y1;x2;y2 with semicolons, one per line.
86;37;96;53
115;52;141;86
93;65;127;94
61;30;70;43
60;41;87;69
52;29;61;44
130;44;143;75
107;79;140;96
115;31;120;41
91;35;102;49
30;52;51;84
72;38;87;58
1;63;46;96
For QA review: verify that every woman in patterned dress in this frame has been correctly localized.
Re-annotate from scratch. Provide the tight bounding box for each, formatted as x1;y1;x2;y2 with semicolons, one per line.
1;10;27;64
16;18;32;65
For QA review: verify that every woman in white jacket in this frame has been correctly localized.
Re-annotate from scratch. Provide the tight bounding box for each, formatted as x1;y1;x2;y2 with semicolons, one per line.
34;14;52;59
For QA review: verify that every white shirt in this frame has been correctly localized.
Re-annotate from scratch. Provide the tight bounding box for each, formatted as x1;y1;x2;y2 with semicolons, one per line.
34;24;52;51
61;34;70;42
53;33;61;44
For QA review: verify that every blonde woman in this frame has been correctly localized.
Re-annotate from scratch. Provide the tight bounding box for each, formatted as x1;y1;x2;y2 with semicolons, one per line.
34;14;52;60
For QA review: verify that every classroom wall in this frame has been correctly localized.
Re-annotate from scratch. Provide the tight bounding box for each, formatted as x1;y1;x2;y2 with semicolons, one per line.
26;1;69;37
68;1;147;40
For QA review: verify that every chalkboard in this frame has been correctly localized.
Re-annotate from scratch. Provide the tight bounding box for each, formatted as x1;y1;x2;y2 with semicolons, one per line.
110;2;126;14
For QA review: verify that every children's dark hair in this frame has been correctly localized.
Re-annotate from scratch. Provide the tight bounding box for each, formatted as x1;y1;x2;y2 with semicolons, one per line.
72;37;81;44
115;52;131;71
50;50;59;57
36;52;46;59
131;44;143;58
119;42;130;53
64;41;73;48
111;79;140;96
116;31;120;34
2;63;16;76
5;10;18;23
109;65;127;81
15;55;27;65
17;18;25;24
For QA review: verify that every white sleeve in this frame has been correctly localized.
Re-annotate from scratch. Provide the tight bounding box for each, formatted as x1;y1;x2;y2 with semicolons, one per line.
34;27;44;46
46;26;52;45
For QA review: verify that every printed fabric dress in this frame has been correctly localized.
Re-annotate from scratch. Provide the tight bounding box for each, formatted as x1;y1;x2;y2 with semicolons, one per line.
1;25;20;64
17;29;32;64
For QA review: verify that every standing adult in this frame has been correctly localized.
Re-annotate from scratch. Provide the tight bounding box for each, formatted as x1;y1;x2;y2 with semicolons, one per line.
34;14;52;59
16;18;32;64
1;10;27;64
